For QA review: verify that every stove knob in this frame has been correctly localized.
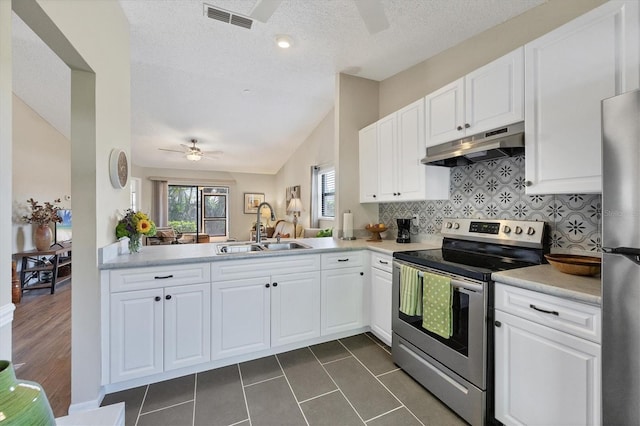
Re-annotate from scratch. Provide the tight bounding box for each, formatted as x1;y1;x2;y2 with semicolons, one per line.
453;222;460;230
515;226;523;235
503;225;511;234
527;227;535;235
445;222;453;229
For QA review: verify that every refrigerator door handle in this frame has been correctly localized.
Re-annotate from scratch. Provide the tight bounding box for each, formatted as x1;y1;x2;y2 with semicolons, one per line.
602;247;640;264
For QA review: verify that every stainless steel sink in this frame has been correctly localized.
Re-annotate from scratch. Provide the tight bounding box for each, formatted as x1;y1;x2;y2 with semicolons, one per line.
261;242;311;251
217;243;264;254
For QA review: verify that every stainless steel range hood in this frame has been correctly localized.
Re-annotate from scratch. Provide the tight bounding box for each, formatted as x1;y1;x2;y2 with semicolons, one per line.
422;121;524;167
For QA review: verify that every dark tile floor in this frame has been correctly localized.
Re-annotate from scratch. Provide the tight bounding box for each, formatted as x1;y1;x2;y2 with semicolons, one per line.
102;333;466;426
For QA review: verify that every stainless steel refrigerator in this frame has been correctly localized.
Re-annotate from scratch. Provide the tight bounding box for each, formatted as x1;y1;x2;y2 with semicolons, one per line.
602;88;640;424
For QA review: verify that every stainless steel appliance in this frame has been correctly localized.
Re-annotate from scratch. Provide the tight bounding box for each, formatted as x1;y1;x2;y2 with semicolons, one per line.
421;121;524;167
396;218;411;243
601;89;640;424
392;218;547;425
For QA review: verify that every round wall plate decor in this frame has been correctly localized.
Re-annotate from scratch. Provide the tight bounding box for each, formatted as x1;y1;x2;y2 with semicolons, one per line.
109;148;129;189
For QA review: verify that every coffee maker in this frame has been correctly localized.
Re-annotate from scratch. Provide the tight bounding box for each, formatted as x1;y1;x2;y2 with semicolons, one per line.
396;218;411;243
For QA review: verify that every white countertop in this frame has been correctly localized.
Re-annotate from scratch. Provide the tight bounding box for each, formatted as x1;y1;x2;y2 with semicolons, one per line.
99;237;441;270
492;264;602;306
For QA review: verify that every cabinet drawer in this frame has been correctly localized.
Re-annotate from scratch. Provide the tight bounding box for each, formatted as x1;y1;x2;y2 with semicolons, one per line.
371;252;392;273
110;263;210;292
321;251;365;269
211;254;320;282
494;283;601;343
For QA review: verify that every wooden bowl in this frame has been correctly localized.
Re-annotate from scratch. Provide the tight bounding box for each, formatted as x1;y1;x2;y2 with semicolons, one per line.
365;224;387;242
544;254;601;276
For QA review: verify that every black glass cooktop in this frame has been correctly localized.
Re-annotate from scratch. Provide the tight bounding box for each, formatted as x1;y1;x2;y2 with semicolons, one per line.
394;239;546;281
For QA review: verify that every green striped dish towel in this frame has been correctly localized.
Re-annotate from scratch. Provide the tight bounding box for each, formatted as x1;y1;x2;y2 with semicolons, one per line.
422;272;453;339
400;264;422;316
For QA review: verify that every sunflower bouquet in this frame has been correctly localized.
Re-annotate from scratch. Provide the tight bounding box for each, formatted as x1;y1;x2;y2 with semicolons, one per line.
116;209;156;253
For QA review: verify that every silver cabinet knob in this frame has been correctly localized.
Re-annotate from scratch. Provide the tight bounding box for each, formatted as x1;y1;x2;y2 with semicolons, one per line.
457;125;463;131
445;222;453;229
464;123;470;128
527;227;535;235
503;225;511;234
453;223;460;230
525;181;533;187
515;226;523;235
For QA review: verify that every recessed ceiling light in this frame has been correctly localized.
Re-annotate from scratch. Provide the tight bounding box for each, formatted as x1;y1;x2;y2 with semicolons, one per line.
275;35;293;49
242;89;251;95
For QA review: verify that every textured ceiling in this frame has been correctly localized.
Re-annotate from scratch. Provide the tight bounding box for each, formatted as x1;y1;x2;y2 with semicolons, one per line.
12;0;545;174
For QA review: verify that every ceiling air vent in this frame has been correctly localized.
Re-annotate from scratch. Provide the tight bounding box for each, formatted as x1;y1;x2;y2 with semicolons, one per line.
204;3;253;30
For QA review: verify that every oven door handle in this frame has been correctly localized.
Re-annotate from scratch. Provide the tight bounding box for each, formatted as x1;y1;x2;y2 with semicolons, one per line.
450;279;484;293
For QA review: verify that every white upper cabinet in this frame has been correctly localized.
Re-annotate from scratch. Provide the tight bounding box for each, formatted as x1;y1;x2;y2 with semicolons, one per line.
358;122;379;203
359;98;450;203
425;48;524;147
525;1;639;194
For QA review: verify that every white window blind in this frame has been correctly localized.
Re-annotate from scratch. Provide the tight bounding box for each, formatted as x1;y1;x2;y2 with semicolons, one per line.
319;168;335;218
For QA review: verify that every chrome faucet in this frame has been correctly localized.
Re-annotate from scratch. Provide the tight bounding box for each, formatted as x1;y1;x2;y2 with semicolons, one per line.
256;202;276;244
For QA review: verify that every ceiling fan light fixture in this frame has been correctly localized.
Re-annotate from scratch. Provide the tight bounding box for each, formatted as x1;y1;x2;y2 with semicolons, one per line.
186;152;202;161
275;35;293;49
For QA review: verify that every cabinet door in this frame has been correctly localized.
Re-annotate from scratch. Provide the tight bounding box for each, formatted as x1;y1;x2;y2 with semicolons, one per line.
377;112;398;201
321;267;365;335
465;47;523;135
212;277;270;359
359;122;379;203
525;1;639;194
271;271;321;347
110;289;163;383
370;267;392;345
495;310;601;426
425;78;464;147
164;283;211;371
396;99;426;201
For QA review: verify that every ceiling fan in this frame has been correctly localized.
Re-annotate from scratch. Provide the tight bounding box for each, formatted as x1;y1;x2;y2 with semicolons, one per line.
250;0;390;35
158;139;223;162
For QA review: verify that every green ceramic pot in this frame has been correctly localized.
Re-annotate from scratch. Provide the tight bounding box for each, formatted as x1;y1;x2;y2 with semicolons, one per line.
0;360;55;425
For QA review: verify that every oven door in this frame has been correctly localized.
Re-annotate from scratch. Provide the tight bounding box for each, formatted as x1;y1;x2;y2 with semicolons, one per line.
392;259;487;389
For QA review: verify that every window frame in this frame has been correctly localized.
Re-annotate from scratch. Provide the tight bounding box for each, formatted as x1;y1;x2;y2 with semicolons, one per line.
317;167;335;221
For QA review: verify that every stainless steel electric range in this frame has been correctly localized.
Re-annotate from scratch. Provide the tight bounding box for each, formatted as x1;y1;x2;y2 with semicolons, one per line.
392;218;548;426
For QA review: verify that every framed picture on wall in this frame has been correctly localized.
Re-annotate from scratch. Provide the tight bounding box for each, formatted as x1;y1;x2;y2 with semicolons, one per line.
244;193;265;214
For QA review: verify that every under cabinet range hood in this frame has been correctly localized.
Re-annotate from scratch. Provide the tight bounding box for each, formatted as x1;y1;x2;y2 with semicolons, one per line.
422;121;524;167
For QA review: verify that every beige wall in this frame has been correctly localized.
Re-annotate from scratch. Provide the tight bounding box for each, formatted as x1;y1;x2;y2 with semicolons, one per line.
12;94;71;253
133;166;277;242
379;0;608;116
274;108;335;228
335;74;380;237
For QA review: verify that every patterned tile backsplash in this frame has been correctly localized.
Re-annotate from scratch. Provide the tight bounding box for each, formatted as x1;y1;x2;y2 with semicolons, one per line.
379;154;602;253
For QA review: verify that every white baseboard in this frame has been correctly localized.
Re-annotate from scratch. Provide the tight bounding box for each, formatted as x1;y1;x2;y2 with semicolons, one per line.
67;387;105;414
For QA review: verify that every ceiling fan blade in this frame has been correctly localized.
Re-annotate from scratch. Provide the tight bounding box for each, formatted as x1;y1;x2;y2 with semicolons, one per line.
158;148;185;153
250;0;283;23
354;0;389;35
203;150;223;156
179;143;193;150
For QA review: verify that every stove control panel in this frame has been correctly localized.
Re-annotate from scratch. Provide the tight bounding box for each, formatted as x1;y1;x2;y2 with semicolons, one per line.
442;218;546;248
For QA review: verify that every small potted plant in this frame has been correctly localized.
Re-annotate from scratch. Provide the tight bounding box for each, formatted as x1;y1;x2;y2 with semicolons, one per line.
23;198;62;250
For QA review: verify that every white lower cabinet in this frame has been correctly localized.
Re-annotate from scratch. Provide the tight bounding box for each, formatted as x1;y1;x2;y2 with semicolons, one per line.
370;253;392;345
110;282;211;383
321;251;367;335
494;283;601;425
211;271;321;360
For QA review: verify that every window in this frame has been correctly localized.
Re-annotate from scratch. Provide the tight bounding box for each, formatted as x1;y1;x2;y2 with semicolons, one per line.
318;168;335;219
168;185;229;238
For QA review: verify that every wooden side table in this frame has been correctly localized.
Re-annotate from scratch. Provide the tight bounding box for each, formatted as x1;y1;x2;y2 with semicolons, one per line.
13;243;72;294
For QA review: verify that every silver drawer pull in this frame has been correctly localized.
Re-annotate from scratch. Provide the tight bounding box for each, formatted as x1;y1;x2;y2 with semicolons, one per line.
337;259;349;262
379;260;389;264
154;274;174;279
530;304;559;316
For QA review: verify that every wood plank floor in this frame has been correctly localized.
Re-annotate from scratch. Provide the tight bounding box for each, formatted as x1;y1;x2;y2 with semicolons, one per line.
12;282;71;417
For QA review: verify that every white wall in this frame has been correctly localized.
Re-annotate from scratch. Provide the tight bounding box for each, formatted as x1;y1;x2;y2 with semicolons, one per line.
12;94;71;253
11;0;131;410
133;166;277;242
274;108;334;228
0;0;14;361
